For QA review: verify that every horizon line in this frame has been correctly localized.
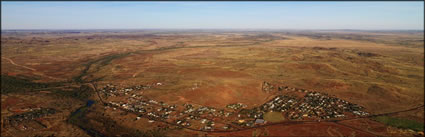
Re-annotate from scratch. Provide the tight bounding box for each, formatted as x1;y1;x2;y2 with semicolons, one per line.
2;28;424;31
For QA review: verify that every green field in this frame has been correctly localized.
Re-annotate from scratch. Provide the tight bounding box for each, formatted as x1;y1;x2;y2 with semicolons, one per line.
374;116;424;131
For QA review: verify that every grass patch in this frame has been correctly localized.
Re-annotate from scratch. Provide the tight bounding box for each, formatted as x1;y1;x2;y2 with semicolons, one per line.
264;111;285;122
373;116;424;131
52;85;93;101
67;102;107;137
73;52;132;83
0;75;64;94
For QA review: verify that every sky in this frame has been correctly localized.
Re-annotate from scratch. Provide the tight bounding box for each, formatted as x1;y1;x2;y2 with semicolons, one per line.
1;2;424;30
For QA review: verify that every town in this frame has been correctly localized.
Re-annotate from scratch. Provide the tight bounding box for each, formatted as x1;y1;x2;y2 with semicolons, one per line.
99;81;370;132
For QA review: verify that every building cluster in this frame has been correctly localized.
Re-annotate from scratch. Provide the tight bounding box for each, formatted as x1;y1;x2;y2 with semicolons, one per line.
278;86;308;92
108;96;177;122
262;81;274;93
235;95;298;123
260;95;298;113
275;83;369;120
178;103;233;130
232;119;256;128
230;95;298;127
292;91;368;120
226;103;247;110
100;83;162;97
199;118;215;130
6;108;57;126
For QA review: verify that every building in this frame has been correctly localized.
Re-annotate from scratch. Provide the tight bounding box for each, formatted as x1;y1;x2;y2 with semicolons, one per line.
255;119;265;124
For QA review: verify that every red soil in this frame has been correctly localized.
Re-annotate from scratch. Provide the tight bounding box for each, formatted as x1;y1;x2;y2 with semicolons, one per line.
209;122;376;136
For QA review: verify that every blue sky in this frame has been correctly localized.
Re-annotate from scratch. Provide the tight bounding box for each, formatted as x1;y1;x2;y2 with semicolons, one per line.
1;2;424;30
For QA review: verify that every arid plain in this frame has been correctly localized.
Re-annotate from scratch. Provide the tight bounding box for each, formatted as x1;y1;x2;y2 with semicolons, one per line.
1;30;424;137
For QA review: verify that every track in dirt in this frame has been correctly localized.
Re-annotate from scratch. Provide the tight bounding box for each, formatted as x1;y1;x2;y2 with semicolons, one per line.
2;57;36;71
2;57;66;81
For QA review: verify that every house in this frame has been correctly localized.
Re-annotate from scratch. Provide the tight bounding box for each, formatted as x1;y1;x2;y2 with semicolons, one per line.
255;119;265;124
